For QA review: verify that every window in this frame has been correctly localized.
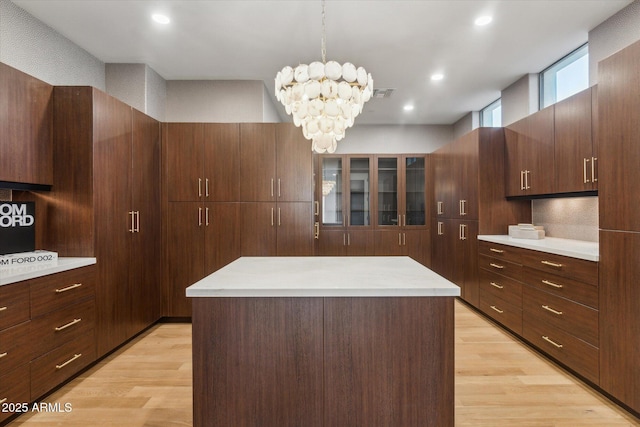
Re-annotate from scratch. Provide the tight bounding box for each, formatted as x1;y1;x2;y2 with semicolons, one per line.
480;98;502;127
540;44;589;108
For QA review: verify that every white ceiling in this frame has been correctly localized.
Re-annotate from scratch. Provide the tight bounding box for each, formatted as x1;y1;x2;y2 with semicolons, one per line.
11;0;632;125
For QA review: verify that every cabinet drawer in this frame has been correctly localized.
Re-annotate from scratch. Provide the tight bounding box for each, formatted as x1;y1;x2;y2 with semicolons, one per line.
30;331;96;400
0;283;30;330
523;320;599;384
523;286;598;347
30;298;95;359
479;241;524;263
523;266;598;309
520;250;597;286
30;266;96;318
0;321;31;373
479;269;522;307
0;363;31;423
479;254;523;280
479;293;522;335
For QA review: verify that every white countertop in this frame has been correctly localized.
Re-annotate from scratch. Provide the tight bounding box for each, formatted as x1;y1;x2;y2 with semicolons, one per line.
0;257;97;286
186;256;460;298
477;235;599;262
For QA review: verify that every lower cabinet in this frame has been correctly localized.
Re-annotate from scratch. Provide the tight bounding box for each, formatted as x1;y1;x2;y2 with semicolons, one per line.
477;240;600;386
0;265;96;424
433;220;477;305
374;229;430;267
317;229;375;256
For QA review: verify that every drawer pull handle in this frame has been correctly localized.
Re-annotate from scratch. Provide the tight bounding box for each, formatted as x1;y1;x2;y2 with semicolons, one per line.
55;283;82;293
489;248;504;254
541;260;563;268
0;352;7;359
542;279;563;289
489;263;504;269
542;336;563;348
490;305;504;314
56;353;82;370
0;398;6;404
0;306;7;312
490;282;504;289
55;318;82;331
542;305;563;315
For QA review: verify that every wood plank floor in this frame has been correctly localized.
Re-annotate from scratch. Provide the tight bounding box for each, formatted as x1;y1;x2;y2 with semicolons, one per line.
8;300;640;426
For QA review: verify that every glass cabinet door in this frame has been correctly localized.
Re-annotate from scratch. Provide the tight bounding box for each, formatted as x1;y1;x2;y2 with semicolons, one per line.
348;157;371;226
321;157;343;226
377;157;398;226
404;157;426;226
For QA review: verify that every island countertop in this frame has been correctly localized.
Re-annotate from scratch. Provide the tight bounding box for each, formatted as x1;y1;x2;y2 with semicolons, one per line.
186;256;460;298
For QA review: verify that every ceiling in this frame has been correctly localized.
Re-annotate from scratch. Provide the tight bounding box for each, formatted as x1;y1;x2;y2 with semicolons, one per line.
11;0;632;125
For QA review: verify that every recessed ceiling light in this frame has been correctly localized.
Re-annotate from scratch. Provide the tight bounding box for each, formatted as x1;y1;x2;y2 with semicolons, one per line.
403;105;414;112
152;13;170;24
431;73;444;81
475;15;492;26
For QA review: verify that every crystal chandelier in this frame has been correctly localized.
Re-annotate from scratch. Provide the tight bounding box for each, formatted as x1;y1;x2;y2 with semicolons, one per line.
274;0;373;153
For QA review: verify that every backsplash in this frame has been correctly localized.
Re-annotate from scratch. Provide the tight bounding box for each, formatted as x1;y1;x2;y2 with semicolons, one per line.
532;196;599;242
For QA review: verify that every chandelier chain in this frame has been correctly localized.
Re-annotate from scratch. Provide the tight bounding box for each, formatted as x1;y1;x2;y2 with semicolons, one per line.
321;0;326;63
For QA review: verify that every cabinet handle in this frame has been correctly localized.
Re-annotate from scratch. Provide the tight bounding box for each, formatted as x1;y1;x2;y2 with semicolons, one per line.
542;279;563;289
592;157;598;182
54;318;82;332
314;201;319;216
541;260;563;269
56;353;82;370
314;222;319;239
271;208;274;227
278;179;281;198
206;178;210;197
343;233;346;246
542;336;563;349
0;352;7;359
403;214;406;227
198;207;203;226
437;221;443;236
205;207;210;226
437;201;443;215
0;398;6;405
542;305;563;315
271;179;274;198
490;282;504;289
278;208;281;226
525;170;531;190
460;200;467;216
135;211;140;233
489;248;504;254
0;306;6;312
398;233;402;246
490;305;504;314
198;178;202;198
55;283;82;293
520;171;525;190
128;211;135;233
403;233;406;246
462;224;467;240
583;158;590;183
489;263;504;270
347;233;351;246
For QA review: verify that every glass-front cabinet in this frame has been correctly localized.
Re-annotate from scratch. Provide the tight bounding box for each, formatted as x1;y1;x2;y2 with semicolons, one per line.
375;155;426;228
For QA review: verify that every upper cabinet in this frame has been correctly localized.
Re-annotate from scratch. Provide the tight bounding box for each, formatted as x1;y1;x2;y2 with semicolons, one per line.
554;87;598;193
505;105;556;197
0;62;53;187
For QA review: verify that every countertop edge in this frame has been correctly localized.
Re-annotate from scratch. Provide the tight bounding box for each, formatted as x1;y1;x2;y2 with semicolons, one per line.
0;257;97;286
186;288;461;298
477;235;599;262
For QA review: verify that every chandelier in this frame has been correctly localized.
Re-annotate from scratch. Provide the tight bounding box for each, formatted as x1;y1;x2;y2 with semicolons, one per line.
274;0;373;153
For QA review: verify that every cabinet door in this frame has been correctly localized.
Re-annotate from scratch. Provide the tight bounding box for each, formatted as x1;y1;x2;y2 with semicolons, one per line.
346;230;375;256
431;219;453;280
432;146;452;217
240;123;276;201
129;109;161;335
454;220;478;307
504;125;525;197
319;156;345;228
376;156;399;227
456;132;479;220
93;90;132;355
403;155;427;227
276;202;314;256
347;156;373;227
405;229;429;267
374;230;405;256
599;230;640;412
165;202;205;318
240;202;277;255
598;40;640;232
554;88;594;193
205;202;241;274
0;63;53;186
276;124;313;202
317;229;347;256
166;123;204;202
203;123;240;201
523;106;556;195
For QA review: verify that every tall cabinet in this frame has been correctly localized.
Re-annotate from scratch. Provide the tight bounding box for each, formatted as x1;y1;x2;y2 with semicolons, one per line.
597;38;640;414
431;128;531;307
39;87;161;357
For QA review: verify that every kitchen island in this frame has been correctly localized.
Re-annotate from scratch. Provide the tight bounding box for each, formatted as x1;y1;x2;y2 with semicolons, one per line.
186;256;460;427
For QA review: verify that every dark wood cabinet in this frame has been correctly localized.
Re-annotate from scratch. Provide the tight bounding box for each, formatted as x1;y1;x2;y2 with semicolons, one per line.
0;62;53;187
37;87;161;356
317;229;375;256
505;106;556;197
240;123;277;202
554;87;598;193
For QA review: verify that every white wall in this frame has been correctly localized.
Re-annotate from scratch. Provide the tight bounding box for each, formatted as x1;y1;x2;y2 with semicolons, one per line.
105;63;167;121
332;125;452;154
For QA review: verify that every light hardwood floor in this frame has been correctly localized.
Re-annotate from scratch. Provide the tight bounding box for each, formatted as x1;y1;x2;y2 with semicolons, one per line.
9;300;640;426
